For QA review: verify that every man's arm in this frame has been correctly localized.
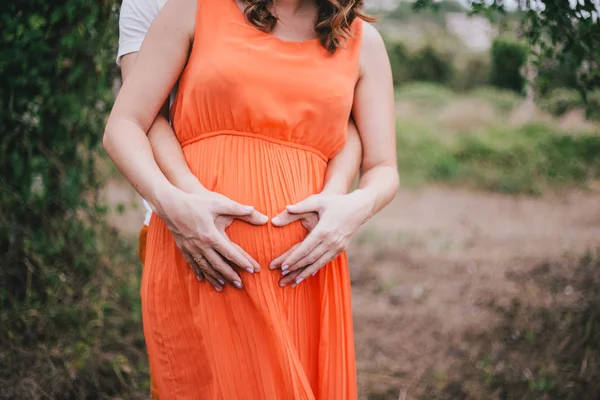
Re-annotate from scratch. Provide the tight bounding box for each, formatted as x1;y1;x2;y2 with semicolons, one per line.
120;54;202;194
321;119;362;195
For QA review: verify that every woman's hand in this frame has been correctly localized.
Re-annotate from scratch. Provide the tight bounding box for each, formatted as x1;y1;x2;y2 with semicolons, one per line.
269;189;375;287
155;185;268;292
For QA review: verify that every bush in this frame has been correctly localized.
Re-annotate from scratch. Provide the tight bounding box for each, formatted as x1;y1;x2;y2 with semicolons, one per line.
386;41;412;86
0;1;148;398
539;88;584;117
489;37;527;93
537;54;581;95
409;45;455;85
453;55;490;92
396;120;600;194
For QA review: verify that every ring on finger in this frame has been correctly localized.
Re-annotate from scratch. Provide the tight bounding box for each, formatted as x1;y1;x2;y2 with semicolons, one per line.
193;255;205;263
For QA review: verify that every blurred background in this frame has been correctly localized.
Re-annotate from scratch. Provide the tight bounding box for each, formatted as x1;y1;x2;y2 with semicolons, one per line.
1;0;600;399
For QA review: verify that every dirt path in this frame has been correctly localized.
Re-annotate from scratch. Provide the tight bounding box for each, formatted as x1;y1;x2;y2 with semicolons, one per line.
104;181;600;398
350;185;600;398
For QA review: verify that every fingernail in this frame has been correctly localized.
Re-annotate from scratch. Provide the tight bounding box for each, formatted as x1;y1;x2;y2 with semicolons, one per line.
271;216;280;224
282;265;289;271
295;277;304;285
269;264;276;270
246;268;254;274
282;270;290;276
218;279;225;285
312;271;317;277
279;281;286;287
243;205;254;211
261;215;269;223
234;281;243;288
197;275;202;281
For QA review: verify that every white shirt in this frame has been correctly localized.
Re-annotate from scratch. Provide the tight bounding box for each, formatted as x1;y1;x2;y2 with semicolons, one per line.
117;0;170;226
117;0;168;66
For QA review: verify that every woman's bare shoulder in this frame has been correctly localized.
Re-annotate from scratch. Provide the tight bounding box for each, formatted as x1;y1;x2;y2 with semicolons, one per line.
358;23;388;76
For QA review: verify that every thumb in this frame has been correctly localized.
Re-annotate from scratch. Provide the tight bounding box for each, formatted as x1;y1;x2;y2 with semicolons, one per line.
235;210;269;225
214;198;255;216
271;210;305;227
285;195;322;214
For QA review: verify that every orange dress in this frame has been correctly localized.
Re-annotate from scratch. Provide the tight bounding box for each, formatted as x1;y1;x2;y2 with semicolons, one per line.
142;0;362;398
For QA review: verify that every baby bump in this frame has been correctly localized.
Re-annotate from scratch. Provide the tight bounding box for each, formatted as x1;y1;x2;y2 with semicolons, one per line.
182;134;328;265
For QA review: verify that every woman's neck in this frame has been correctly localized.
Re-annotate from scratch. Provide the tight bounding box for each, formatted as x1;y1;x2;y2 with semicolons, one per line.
275;0;315;15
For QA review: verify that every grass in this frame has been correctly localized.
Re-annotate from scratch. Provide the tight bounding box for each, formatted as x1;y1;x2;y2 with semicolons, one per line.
395;83;600;194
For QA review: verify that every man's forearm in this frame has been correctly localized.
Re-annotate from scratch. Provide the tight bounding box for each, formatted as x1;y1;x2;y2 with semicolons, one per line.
147;105;205;194
321;120;362;195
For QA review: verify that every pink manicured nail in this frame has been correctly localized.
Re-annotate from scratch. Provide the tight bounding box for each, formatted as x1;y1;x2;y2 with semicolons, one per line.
282;265;289;271
243;205;254;211
234;281;243;288
282;270;290;276
246;268;254;274
218;279;225;285
295;277;304;285
312;271;317;277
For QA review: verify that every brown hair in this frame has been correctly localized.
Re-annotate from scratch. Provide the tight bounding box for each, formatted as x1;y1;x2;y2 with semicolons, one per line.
243;0;377;53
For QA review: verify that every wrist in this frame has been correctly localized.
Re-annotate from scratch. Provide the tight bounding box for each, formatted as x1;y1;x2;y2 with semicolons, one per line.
150;183;181;217
321;180;350;196
173;173;207;195
349;188;376;221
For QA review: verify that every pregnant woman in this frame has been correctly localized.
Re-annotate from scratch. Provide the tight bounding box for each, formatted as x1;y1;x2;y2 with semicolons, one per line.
104;0;398;397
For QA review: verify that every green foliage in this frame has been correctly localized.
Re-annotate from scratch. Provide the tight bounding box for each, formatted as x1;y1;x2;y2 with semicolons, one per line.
395;83;600;194
489;37;527;93
410;46;455;85
536;53;581;95
540;88;600;120
0;1;148;397
453;55;490;92
388;0;464;24
417;0;600;96
385;41;455;87
470;87;522;113
386;41;411;86
540;88;585;117
398;121;600;194
395;82;456;109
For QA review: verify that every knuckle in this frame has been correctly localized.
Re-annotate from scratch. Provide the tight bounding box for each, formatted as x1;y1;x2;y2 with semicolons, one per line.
315;230;327;240
198;232;214;245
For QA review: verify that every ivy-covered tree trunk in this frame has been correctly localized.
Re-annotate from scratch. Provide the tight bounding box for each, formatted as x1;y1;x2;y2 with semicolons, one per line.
0;1;148;398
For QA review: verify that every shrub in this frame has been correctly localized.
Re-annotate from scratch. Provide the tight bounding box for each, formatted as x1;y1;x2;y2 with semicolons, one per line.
489;37;527;93
537;54;581;95
396;120;600;194
0;1;148;398
453;55;490;92
409;45;455;85
539;88;584;117
386;41;412;86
